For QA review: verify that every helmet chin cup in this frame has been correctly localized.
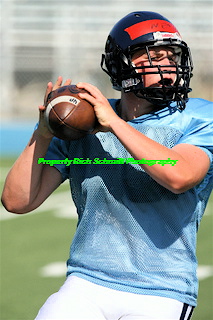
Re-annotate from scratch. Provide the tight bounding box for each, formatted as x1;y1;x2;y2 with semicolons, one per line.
101;11;193;110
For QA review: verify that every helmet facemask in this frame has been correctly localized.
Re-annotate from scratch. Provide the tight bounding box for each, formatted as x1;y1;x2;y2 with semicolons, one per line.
102;41;193;110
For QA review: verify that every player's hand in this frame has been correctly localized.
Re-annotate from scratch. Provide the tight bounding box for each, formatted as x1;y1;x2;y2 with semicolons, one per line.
76;82;120;133
37;76;71;138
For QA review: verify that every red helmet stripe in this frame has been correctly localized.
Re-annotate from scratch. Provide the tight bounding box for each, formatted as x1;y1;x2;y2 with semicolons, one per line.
124;19;180;40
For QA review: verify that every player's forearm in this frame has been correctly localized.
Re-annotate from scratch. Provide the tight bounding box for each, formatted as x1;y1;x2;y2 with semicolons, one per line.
1;129;53;213
109;118;205;194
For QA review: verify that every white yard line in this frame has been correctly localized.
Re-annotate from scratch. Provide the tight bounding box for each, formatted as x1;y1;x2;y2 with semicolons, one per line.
0;190;77;220
39;262;213;280
197;265;213;280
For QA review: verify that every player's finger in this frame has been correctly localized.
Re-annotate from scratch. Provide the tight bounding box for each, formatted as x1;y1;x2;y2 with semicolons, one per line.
44;82;53;106
44;77;71;107
77;82;101;99
64;79;72;86
39;105;46;112
52;76;63;90
78;92;99;108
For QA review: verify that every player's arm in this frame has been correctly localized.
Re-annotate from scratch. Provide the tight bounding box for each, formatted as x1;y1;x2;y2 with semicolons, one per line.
108;120;210;194
1;130;62;214
1;77;70;214
77;82;211;194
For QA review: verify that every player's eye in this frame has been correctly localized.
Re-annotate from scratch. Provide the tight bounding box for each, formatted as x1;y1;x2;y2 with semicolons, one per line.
150;55;158;61
167;54;175;62
168;51;182;64
173;53;181;64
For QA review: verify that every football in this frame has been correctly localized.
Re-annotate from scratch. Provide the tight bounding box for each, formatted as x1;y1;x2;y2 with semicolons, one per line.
44;85;96;140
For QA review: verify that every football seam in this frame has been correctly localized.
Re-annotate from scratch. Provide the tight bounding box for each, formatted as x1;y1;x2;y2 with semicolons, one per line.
53;103;78;122
52;107;89;133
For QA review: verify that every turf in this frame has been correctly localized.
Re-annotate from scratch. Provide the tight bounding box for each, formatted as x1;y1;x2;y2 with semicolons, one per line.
1;210;77;319
0;158;212;320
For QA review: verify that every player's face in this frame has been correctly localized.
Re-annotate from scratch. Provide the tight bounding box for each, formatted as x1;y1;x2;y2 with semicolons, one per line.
131;46;181;88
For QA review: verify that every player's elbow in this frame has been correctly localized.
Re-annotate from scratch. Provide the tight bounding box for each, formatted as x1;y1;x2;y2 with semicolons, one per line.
167;173;197;194
1;193;32;214
2;199;23;214
168;184;190;195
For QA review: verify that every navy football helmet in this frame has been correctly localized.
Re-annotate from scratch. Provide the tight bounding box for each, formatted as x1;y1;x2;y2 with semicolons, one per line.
101;11;193;109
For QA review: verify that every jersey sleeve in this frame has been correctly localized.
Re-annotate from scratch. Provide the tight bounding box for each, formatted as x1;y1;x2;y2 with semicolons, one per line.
177;99;213;161
45;137;71;182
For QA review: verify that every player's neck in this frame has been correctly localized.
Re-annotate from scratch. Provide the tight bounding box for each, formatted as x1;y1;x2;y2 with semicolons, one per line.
118;91;161;121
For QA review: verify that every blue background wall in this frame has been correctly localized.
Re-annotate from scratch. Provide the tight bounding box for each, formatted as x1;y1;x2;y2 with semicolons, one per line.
0;122;35;157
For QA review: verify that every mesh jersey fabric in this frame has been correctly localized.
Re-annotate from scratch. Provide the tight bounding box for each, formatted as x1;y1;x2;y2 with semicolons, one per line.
45;98;213;307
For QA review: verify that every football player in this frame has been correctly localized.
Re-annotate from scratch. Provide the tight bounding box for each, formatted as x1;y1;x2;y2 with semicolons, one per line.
2;11;212;320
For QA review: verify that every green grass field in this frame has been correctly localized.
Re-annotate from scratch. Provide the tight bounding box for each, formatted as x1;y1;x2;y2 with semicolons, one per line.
0;158;212;320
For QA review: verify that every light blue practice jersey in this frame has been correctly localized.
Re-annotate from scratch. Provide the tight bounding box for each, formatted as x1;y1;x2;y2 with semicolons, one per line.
46;98;213;306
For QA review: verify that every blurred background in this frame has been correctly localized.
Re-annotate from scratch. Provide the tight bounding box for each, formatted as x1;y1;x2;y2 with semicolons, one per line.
0;0;213;156
0;1;212;319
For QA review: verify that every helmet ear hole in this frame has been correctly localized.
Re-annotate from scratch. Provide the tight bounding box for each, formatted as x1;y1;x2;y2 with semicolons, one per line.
105;53;118;77
101;52;122;90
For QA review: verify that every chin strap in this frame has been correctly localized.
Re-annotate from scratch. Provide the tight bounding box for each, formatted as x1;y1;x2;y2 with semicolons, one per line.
134;88;187;110
175;94;186;110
